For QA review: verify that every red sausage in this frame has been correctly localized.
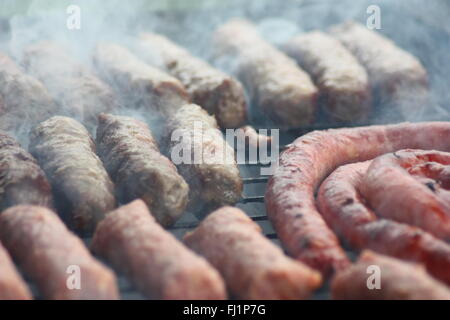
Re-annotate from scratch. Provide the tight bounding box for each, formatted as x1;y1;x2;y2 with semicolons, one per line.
317;160;450;285
266;122;450;276
362;149;450;239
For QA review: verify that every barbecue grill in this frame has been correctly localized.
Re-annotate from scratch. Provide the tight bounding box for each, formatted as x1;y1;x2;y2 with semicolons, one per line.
1;0;449;300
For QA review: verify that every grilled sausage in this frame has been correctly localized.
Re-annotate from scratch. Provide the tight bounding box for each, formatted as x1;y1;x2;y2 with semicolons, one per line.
94;42;189;119
29;116;116;234
137;32;247;128
266;122;450;276
96;113;189;226
0;241;32;300
91;199;227;300
0;205;119;300
165;104;242;213
184;206;322;300
22;41;118;132
0;131;52;210
212;19;318;128
317;160;450;285
332;251;450;300
0;52;58;133
329;21;428;120
361;149;450;239
283;31;371;122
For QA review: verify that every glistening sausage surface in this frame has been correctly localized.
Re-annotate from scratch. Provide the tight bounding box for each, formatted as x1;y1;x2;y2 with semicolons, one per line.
96;113;189;226
91;200;227;300
329;22;428;120
0;205;119;300
30;116;116;234
265;122;450;276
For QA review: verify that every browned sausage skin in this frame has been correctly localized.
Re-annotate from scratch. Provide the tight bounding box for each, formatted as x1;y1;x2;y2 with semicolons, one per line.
212;19;318;128
29;116;116;234
0;131;53;210
184;206;322;300
0;205;119;300
330;22;428;119
96;113;189;226
317;159;450;285
283;31;371;123
0;241;32;300
165;104;242;213
92;200;227;300
266;122;450;277
137;32;247;129
332;251;450;300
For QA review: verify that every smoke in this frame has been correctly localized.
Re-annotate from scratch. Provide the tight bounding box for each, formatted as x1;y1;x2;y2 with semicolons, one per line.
0;0;448;146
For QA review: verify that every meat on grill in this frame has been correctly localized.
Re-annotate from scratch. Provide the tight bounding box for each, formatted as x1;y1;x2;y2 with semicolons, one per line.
29;116;116;234
96;113;189;226
184;206;322;300
212;19;318;129
0;205;119;300
265;122;450;277
165;104;242;213
0;52;58;133
0;241;32;300
94;42;189;119
331;251;450;300
361;149;450;239
329;22;428;119
0;131;53;210
91;199;227;300
283;31;371;122
239;125;272;150
22;41;118;132
137;32;247;129
317;160;450;285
